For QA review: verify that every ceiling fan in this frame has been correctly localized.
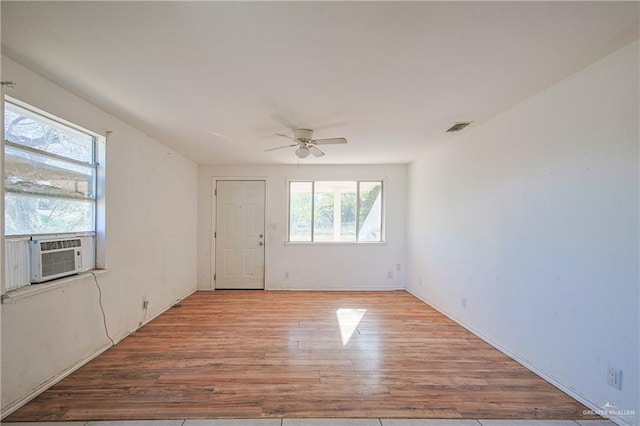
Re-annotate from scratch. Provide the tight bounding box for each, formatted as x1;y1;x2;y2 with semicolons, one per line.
265;129;347;158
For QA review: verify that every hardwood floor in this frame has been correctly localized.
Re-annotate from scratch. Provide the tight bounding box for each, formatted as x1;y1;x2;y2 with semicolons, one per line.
5;291;591;421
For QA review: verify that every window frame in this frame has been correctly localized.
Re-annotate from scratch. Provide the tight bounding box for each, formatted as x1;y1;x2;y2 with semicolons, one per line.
4;97;99;238
2;96;107;294
286;179;385;244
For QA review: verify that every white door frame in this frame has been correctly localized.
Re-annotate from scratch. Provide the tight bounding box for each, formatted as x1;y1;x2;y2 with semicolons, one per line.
211;177;269;290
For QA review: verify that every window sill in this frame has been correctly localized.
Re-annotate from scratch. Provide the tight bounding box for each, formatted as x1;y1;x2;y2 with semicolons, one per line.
284;241;387;246
1;269;109;303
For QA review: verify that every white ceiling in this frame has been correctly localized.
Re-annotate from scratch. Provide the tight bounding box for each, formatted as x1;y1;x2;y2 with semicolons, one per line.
1;2;638;165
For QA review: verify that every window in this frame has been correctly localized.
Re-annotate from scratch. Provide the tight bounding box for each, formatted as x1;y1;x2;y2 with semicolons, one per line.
3;99;105;291
288;180;383;242
4;99;97;236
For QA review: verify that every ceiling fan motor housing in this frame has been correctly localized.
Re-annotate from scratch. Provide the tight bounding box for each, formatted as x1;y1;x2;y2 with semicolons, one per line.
294;129;314;143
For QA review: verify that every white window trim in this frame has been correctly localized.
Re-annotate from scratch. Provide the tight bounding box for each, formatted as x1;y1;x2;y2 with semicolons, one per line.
286;178;386;244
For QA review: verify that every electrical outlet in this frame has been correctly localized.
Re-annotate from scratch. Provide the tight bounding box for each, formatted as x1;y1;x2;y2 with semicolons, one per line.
607;367;622;390
396;263;401;271
461;297;467;308
142;299;149;309
387;271;394;279
284;271;290;279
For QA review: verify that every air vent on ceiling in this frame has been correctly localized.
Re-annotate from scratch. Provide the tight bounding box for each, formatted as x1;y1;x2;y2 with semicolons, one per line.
446;122;471;133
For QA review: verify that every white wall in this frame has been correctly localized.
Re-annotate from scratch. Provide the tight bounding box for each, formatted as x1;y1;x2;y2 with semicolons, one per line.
407;41;639;425
0;57;198;415
198;164;407;291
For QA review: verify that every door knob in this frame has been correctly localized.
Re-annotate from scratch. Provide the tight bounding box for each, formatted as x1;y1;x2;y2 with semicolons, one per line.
259;241;264;246
259;234;263;238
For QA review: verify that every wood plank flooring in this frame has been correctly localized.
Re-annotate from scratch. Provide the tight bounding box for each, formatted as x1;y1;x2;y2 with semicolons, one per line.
5;291;592;421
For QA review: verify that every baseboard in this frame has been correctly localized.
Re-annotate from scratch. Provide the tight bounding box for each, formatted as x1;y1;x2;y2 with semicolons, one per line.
405;288;632;426
0;287;197;419
266;285;399;291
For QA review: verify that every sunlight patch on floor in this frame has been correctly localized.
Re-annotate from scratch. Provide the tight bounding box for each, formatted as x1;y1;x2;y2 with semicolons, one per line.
336;308;367;345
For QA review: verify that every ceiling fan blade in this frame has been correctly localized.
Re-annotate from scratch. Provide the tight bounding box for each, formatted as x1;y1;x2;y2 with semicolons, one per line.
276;132;295;140
313;137;347;145
309;146;325;157
265;143;297;152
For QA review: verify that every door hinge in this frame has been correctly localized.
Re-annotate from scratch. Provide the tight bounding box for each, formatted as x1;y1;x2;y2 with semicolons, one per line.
214;188;217;196
214;273;216;281
214;231;216;238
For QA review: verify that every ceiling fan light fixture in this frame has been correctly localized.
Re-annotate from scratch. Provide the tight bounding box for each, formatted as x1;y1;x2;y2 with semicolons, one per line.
266;128;348;158
295;147;310;158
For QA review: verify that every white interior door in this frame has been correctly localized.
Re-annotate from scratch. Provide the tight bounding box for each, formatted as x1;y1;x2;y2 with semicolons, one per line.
215;180;265;289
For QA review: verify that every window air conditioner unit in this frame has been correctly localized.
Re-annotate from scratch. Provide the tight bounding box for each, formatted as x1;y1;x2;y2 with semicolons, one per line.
30;238;84;283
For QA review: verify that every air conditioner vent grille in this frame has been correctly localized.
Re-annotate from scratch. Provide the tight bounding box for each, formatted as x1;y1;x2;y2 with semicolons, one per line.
41;250;77;278
40;239;82;251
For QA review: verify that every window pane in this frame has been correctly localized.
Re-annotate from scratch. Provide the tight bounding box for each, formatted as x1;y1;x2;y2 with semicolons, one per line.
5;193;95;236
341;191;357;241
313;183;334;241
358;181;382;242
5;102;94;163
289;182;312;242
5;146;95;199
314;181;356;242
